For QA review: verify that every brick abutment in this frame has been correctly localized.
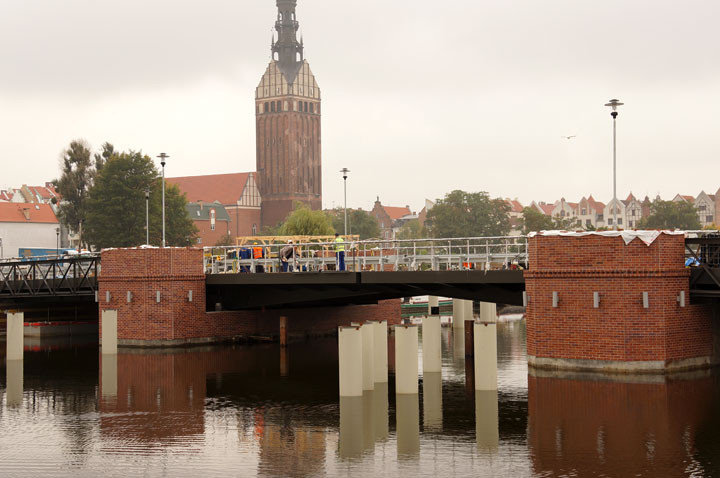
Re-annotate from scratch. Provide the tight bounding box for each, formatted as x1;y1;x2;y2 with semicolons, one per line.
524;233;719;373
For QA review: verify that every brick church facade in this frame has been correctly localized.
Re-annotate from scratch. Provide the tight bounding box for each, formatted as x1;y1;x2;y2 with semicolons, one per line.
169;0;322;235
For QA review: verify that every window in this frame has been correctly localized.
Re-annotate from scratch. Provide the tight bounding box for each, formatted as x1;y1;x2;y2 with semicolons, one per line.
699;205;707;212
277;100;282;112
631;209;636;217
617;218;623;225
586;219;591;227
196;237;202;244
271;102;275;112
707;215;714;223
629;221;634;228
309;103;314;113
264;102;269;113
252;224;257;235
304;102;308;112
581;208;587;215
608;219;614;226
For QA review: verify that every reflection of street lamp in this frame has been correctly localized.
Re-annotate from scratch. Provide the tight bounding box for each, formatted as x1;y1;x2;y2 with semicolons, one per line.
157;153;170;247
340;168;350;236
145;189;150;245
605;99;624;230
56;227;60;257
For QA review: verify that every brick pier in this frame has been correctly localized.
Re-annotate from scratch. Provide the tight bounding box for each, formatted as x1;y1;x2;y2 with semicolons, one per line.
524;233;720;373
98;248;400;347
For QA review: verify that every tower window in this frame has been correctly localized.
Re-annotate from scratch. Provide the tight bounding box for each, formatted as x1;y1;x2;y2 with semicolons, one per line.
277;100;282;112
264;102;269;113
271;102;275;112
309;103;314;114
304;102;308;112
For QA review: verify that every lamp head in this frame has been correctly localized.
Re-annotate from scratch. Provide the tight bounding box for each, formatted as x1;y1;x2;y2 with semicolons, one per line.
604;99;624;112
157;152;170;167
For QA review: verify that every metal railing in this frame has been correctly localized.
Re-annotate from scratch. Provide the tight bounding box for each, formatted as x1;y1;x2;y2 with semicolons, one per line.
0;254;100;297
203;236;529;274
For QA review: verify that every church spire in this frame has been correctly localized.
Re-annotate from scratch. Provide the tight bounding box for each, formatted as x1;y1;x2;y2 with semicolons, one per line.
272;0;304;86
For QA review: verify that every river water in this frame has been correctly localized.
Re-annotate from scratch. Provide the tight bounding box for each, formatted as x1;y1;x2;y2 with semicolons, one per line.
1;319;720;477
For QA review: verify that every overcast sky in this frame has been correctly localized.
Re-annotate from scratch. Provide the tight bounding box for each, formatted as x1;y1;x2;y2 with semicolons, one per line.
1;0;719;211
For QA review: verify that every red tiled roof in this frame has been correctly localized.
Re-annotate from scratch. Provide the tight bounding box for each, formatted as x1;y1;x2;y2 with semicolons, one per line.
29;186;58;200
0;203;58;223
540;204;554;215
383;206;411;221
167;173;251;205
0;191;11;201
682;195;694;203
506;199;523;213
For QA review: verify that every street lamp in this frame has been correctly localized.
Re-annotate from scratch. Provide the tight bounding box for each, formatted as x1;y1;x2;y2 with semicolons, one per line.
340;168;350;236
605;99;624;230
144;188;150;245
157;153;170;247
56;227;60;257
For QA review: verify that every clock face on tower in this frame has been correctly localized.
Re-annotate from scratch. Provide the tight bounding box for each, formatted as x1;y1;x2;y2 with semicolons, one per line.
256;0;322;229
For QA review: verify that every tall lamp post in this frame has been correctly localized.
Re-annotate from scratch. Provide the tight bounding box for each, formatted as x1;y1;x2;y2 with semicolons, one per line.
157;153;170;247
55;227;60;257
144;188;150;245
340;168;350;236
605;99;623;230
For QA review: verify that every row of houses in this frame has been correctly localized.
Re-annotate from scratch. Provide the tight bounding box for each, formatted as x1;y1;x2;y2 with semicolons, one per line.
0;184;62;258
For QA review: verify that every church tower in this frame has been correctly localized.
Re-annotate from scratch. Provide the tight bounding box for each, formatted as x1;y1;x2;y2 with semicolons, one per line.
256;0;322;228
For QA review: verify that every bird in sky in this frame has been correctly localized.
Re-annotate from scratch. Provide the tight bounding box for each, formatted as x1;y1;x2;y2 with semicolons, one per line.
561;135;577;140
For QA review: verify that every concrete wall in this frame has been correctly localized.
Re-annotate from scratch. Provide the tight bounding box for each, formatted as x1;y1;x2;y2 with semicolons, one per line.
0;222;59;259
99;247;401;347
524;233;716;372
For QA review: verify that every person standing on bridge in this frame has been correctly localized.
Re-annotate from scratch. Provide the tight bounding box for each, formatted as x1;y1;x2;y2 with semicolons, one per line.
280;240;296;272
334;233;346;271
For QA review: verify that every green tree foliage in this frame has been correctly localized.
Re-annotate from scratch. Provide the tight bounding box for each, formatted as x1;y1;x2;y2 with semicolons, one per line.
55;140;100;246
326;208;380;239
83;150;197;249
426;190;510;238
214;234;234;247
396;219;424;240
521;207;554;233
278;203;335;236
639;199;701;230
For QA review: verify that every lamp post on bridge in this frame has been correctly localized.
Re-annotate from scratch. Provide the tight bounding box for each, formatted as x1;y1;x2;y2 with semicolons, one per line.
157;153;169;247
605;99;623;231
144;188;150;245
340;168;350;236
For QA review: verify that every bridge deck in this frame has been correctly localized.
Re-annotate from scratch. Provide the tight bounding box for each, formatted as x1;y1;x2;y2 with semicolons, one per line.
206;270;526;310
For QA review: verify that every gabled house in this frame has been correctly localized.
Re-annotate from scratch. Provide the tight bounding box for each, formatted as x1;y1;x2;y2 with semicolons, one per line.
695;191;716;227
530;201;555;216
371;197;412;239
551;198;578;225
604;198;626;229
168;172;262;238
622;193;644;229
576;195;605;229
186;201;232;246
505;198;524;235
0;203;59;259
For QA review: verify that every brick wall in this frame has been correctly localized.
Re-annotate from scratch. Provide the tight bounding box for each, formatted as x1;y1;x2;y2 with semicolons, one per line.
524;234;716;371
99;248;401;346
193;217;232;246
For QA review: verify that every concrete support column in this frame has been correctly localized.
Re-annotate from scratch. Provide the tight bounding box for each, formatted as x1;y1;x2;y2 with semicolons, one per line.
338;325;363;397
372;382;389;441
479;302;498;322
427;296;439;315
101;309;118;355
339;396;363;458
476;390;499;451
101;353;118;400
452;298;465;329
394;324;419;394
6;311;24;360
373;320;388;383
474;319;498;391
422;316;441;373
361;322;375;391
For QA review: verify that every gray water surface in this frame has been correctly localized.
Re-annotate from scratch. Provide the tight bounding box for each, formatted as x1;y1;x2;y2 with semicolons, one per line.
2;319;719;477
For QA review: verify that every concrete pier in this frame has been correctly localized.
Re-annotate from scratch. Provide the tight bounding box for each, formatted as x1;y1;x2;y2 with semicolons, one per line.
6;311;24;360
394;324;419;394
279;316;288;347
339;396;364;458
373;320;388;383
479;301;498;323
427;296;439;315
101;309;118;355
452;298;465;329
6;359;23;407
361;322;375;390
474;319;498;391
372;382;389;442
421;316;441;373
101;353;118;399
338;325;363;397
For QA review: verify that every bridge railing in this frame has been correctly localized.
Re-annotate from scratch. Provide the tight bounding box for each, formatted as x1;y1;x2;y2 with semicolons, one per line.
0;254;101;297
203;236;528;274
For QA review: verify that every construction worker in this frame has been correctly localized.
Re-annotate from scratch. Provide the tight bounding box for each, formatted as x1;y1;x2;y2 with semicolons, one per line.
334;233;346;271
252;242;265;273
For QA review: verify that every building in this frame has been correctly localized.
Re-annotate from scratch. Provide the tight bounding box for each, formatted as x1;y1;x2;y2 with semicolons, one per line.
694;190;717;227
551;198;578;225
622;193;644;229
256;0;322;228
603;198;626;229
576;195;605;229
505;199;524;235
186;202;232;246
0;203;59;259
370;198;412;239
167;173;261;237
530;201;554;216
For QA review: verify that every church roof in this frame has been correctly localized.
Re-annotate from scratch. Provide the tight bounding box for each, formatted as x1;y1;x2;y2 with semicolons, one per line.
167;173;252;206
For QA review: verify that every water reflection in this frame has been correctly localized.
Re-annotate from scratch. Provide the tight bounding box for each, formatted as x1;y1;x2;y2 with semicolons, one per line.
396;393;420;457
528;370;715;477
423;372;443;432
6;360;23;407
475;390;499;452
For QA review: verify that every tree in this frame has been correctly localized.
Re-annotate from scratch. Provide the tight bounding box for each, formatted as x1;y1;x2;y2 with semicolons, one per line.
215;234;234;247
83;150;197;249
55;140;101;247
639;199;701;230
396;219;424;240
521;207;554;233
326;208;380;239
278;203;335;236
426;190;510;238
